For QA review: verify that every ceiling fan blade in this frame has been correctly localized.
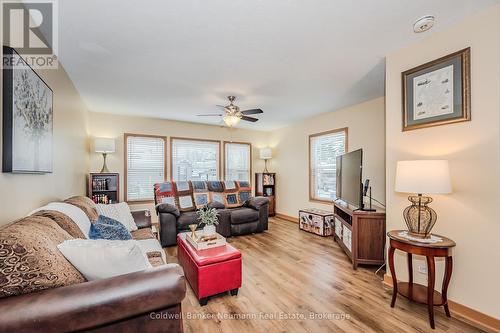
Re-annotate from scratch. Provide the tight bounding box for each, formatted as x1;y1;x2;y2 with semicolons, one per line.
241;108;263;115
196;113;223;117
216;105;227;109
241;116;259;122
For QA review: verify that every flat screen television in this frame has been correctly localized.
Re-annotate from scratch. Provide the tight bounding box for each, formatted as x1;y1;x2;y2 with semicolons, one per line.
336;149;363;208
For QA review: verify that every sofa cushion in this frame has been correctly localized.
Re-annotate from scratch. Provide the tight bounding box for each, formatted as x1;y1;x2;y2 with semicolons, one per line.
96;202;138;231
136;239;167;264
0;215;86;299
64;196;99;222
131;228;156;240
177;211;199;230
230;207;259;225
32;210;86;239
89;215;133;240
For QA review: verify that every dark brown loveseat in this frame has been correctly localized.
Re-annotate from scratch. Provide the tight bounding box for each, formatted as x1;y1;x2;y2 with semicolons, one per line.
154;180;269;247
0;196;186;333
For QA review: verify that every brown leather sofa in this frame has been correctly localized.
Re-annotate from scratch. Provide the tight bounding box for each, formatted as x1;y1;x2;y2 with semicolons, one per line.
0;197;186;333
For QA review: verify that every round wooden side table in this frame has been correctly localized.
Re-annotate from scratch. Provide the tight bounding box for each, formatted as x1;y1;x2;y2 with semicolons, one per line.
387;230;456;329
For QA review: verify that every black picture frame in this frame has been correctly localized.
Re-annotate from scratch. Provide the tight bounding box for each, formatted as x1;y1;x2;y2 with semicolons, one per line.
402;48;471;131
2;46;54;173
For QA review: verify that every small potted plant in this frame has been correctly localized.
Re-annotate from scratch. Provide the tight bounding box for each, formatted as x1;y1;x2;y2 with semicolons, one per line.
197;206;219;236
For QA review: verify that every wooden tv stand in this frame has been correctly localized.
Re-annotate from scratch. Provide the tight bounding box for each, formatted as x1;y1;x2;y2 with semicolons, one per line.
333;200;386;269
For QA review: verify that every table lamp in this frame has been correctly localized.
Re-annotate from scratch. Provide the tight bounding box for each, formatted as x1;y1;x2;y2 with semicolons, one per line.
260;148;272;173
94;137;115;173
395;160;451;238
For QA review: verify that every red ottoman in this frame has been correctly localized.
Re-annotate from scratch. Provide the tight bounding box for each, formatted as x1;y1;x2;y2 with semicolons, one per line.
177;233;242;306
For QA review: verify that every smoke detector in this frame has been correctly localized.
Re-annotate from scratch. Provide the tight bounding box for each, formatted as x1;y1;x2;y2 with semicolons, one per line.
413;15;435;33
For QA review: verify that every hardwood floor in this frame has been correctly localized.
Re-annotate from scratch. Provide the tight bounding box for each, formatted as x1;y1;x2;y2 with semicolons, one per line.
166;217;483;333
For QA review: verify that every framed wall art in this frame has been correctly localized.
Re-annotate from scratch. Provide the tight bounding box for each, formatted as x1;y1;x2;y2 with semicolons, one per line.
402;47;470;131
2;46;53;173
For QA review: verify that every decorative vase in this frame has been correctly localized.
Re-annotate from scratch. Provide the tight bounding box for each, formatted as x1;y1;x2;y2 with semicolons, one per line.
203;224;216;236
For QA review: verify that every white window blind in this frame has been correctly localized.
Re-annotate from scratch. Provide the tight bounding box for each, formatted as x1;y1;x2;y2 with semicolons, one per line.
126;136;165;201
171;138;220;181
225;143;251;181
310;129;346;201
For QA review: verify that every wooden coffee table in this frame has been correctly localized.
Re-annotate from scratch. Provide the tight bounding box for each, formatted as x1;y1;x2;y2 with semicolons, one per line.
387;230;456;329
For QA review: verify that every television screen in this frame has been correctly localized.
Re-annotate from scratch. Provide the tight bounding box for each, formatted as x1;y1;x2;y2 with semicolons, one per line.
336;149;363;207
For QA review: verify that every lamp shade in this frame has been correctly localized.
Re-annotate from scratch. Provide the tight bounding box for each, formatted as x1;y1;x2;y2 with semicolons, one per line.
395;160;452;194
260;148;272;160
94;137;116;153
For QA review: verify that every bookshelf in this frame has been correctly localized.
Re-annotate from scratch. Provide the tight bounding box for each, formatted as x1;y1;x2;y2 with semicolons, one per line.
88;173;119;204
255;173;276;216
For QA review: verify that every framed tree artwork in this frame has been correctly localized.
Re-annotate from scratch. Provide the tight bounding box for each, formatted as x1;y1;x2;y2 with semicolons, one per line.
402;47;470;131
2;46;53;173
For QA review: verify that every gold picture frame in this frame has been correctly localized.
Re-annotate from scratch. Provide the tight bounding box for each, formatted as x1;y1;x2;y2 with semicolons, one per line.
402;47;471;131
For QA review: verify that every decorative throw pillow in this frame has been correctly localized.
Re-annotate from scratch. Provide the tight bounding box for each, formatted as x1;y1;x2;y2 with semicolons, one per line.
194;192;210;209
57;239;152;281
178;195;195;212
95;202;137;231
0;215;86;299
89;215;133;240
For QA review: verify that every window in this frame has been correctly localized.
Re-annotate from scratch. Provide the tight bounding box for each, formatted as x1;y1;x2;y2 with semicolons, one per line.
125;134;166;201
309;128;347;202
224;142;251;181
171;138;220;181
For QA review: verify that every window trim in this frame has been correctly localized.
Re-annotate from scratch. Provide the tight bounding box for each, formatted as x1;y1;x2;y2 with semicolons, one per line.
308;127;348;204
169;136;222;181
223;141;252;181
124;133;168;203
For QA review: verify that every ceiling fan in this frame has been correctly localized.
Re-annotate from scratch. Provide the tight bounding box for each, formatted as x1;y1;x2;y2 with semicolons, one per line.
197;96;263;127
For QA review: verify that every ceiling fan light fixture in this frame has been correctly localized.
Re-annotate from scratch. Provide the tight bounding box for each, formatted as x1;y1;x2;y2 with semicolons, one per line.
223;114;241;127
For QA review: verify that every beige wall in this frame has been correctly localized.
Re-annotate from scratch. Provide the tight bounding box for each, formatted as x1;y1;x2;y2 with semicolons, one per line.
0;61;90;226
385;5;500;319
268;97;386;217
87;112;269;216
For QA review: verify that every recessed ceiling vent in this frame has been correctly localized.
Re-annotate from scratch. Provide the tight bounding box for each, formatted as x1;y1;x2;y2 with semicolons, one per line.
413;15;435;33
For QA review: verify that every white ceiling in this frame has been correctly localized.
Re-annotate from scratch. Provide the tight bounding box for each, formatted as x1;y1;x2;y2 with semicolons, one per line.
57;0;498;130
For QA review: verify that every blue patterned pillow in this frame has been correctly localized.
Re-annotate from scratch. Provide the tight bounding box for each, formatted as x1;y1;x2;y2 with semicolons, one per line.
89;215;133;240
